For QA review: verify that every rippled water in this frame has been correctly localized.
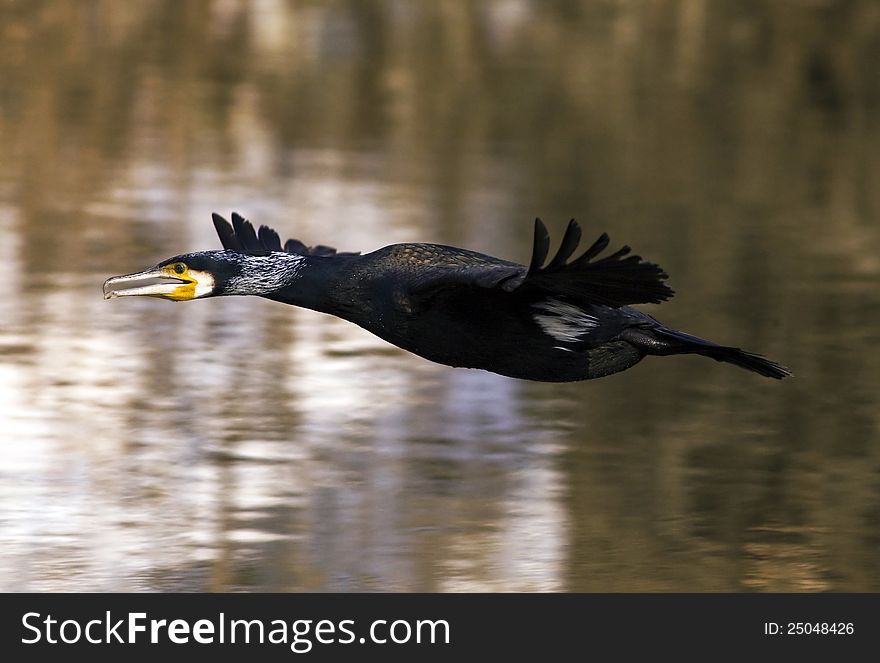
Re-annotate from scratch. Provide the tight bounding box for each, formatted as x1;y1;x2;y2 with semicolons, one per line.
1;1;879;592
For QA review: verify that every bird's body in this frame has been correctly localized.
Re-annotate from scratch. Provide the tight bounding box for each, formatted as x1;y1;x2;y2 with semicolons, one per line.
306;246;648;381
103;213;791;381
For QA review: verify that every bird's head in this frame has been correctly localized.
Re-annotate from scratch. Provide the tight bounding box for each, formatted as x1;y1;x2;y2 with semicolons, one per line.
103;250;306;301
102;251;244;301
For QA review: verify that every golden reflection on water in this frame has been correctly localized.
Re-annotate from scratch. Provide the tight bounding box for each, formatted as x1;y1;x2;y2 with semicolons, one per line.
1;1;879;592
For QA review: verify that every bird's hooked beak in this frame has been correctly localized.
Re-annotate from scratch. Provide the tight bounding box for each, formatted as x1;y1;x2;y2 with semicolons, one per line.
103;263;200;301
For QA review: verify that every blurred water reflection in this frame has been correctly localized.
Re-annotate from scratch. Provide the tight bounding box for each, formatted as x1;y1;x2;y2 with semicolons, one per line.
1;1;879;592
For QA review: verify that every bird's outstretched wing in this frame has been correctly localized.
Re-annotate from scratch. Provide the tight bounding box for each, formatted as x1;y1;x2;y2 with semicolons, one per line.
511;218;673;306
408;218;673;308
212;213;360;258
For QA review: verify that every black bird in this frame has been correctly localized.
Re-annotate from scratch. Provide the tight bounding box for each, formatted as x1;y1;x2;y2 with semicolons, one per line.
103;213;791;382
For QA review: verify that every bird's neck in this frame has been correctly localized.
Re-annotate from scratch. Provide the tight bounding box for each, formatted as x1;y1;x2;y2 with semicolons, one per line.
222;253;306;296
257;254;359;314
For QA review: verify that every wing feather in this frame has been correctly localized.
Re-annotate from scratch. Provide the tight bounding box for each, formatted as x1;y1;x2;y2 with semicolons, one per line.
527;218;551;276
212;213;242;251
257;225;283;252
211;212;359;257
544;219;582;271
408;219;673;309
511;219;673;306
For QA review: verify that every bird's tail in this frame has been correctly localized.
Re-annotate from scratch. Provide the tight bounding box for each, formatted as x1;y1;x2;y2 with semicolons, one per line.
627;327;792;379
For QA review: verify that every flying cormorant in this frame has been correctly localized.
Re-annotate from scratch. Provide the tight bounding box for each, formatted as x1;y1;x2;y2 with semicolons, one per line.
103;213;791;381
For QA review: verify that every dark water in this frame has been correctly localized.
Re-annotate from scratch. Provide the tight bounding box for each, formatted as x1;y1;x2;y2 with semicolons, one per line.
1;1;878;592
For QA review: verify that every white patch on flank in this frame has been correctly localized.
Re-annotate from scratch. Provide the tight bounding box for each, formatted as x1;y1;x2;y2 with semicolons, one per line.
532;298;599;344
226;253;305;295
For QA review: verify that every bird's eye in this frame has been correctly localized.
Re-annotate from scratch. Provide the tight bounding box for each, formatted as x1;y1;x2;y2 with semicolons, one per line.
173;263;186;274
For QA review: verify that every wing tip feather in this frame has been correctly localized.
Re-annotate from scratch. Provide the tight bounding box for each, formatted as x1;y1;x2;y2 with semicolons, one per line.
524;218;673;306
211;212;355;258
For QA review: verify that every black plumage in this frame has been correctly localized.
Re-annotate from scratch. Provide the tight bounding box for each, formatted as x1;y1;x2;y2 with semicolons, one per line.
103;213;791;382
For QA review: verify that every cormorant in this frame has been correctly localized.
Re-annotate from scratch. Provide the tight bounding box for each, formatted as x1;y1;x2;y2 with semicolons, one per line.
103;213;791;382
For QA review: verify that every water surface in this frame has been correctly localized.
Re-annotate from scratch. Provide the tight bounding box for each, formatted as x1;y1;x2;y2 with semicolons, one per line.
0;1;878;592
